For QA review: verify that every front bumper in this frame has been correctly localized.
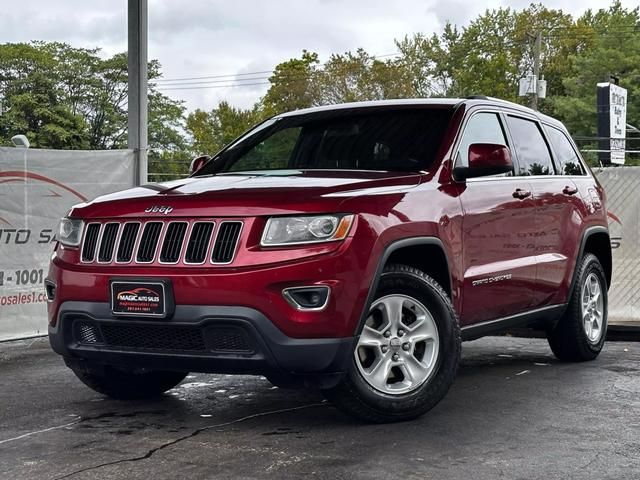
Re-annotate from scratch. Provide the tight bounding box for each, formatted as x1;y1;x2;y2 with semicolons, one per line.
50;301;354;388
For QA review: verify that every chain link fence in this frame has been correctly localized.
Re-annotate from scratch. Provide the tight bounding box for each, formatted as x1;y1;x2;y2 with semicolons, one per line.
594;166;640;327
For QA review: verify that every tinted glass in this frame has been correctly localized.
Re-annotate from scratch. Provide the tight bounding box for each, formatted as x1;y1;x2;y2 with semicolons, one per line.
457;112;508;168
544;125;586;175
506;116;555;176
196;108;453;174
228;128;301;172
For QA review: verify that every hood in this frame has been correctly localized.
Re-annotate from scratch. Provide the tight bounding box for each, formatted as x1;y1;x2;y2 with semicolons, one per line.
70;170;423;218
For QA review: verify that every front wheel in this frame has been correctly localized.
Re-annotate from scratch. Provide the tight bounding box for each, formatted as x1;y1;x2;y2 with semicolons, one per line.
70;364;188;399
323;264;461;423
547;253;608;362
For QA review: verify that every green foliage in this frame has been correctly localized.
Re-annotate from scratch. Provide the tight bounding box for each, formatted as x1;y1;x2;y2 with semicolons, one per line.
2;2;639;171
185;101;261;155
0;41;185;153
262;50;319;116
550;3;640;133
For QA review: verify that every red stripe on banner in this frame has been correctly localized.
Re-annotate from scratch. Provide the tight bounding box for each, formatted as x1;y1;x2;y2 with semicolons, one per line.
607;211;623;225
0;171;88;202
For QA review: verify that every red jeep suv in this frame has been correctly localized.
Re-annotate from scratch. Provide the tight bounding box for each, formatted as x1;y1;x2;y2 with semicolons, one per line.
47;97;611;422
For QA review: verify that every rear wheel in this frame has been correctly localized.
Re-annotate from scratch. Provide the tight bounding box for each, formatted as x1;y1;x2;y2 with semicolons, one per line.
323;264;460;423
547;253;607;361
70;364;188;399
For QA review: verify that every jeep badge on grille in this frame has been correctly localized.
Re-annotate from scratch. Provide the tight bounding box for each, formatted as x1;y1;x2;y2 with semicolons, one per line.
145;206;174;214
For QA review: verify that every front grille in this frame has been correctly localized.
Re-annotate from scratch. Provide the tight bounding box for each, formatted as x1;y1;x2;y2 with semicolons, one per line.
136;222;163;263
81;224;101;262
208;327;252;352
98;223;119;262
73;321;253;353
116;223;140;262
159;222;188;263
80;219;242;265
75;322;103;344
100;324;206;351
211;222;242;263
184;222;214;264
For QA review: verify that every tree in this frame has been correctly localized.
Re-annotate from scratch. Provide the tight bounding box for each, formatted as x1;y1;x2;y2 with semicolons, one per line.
395;5;591;109
550;2;640;139
186;101;260;156
0;42;89;148
262;50;319;116
0;41;186;154
315;49;414;104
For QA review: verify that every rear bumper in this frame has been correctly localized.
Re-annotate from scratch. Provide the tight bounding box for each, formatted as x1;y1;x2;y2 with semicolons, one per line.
49;301;354;388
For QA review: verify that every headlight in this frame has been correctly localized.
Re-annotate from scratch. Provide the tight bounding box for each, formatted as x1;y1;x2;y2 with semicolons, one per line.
57;218;84;247
261;214;354;246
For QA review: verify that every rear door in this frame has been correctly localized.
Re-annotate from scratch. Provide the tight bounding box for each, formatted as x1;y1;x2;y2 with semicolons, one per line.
457;111;538;325
503;115;584;308
540;124;592;304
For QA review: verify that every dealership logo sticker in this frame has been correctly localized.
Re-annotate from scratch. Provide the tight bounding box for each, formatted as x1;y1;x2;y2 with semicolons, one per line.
116;288;161;303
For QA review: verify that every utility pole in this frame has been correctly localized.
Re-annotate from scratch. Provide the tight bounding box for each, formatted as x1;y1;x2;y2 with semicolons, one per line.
531;31;542;111
128;0;148;186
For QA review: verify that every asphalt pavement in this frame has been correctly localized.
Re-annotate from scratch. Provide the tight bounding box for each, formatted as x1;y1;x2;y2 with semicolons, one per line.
0;336;638;480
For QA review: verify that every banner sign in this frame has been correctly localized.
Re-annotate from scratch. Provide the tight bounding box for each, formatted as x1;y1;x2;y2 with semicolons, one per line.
597;83;628;165
0;148;135;341
595;167;640;326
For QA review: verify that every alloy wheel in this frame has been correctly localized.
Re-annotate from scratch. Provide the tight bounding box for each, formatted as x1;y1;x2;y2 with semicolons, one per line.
581;272;604;343
355;294;440;395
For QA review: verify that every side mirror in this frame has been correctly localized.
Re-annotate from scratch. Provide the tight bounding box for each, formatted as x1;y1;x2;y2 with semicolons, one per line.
189;155;211;175
454;143;513;180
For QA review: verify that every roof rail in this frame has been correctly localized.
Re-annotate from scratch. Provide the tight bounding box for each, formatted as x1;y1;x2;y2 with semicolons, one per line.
465;95;489;100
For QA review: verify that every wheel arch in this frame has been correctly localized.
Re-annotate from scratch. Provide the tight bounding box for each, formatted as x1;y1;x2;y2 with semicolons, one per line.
356;237;452;336
573;226;612;292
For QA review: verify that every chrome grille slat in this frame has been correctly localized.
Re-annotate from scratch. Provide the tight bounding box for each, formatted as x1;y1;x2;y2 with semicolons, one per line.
116;223;140;263
160;222;188;263
81;224;101;262
98;223;119;263
211;222;242;264
184;222;214;264
136;222;163;263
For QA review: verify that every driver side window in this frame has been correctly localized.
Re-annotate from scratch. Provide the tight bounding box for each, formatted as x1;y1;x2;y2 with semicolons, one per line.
457;112;510;175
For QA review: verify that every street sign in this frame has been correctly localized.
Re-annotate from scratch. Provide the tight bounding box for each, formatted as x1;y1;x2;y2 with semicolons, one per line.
597;82;628;165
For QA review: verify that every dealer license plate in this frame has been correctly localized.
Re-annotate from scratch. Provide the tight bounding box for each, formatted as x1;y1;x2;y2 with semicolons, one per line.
110;281;167;317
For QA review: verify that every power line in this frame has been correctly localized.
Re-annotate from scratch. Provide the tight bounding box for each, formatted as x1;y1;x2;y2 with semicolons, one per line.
155;75;276;87
155;52;402;84
154;69;275;83
157;81;271;91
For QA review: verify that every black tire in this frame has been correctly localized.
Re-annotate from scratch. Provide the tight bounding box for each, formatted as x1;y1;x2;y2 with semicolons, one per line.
323;264;461;423
547;253;608;362
70;364;188;399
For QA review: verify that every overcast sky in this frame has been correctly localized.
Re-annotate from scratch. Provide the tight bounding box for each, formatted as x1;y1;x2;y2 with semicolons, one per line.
0;0;635;112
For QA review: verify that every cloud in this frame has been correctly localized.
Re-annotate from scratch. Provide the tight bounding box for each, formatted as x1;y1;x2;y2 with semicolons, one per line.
0;0;636;111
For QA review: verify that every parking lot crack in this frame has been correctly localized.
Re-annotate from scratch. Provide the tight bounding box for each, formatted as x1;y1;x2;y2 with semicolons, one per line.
0;417;82;446
52;402;326;480
0;410;164;447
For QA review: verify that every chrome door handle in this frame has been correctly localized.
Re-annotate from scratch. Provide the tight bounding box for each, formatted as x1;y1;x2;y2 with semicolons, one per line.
512;188;531;199
562;185;578;195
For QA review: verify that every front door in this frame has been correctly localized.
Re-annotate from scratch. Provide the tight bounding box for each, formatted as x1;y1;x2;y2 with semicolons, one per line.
457;111;539;325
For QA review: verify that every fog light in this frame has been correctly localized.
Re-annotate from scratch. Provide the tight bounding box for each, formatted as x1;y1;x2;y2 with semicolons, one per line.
283;286;330;311
44;280;56;301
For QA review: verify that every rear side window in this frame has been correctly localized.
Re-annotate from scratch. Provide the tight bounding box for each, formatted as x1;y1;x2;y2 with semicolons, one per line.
543;125;586;176
506;116;555;176
456;112;508;168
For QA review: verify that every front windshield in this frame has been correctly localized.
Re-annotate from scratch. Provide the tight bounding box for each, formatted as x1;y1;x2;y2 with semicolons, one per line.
195;107;453;175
